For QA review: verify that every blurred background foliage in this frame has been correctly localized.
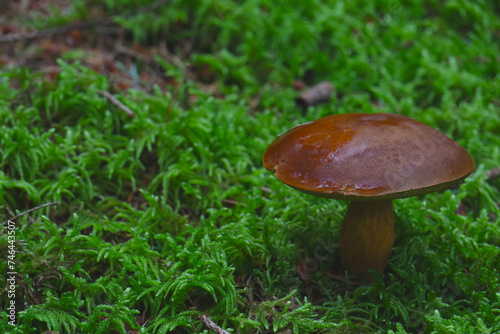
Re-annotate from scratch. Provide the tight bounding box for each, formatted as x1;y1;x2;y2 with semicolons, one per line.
0;0;499;333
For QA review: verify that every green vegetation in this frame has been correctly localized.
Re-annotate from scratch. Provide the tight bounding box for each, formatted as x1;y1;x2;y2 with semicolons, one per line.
1;0;499;333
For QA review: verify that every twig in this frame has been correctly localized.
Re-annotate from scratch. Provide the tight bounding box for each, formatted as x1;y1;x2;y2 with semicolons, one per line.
221;198;239;207
295;81;335;109
116;45;153;62
2;202;59;225
324;271;361;286
198;315;230;334
260;186;274;194
159;40;185;69
98;90;136;118
0;19;111;43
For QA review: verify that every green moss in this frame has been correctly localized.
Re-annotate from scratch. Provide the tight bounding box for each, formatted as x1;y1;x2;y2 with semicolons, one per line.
1;0;500;333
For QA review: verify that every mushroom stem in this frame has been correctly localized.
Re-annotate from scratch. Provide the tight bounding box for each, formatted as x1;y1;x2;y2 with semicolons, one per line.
339;200;395;276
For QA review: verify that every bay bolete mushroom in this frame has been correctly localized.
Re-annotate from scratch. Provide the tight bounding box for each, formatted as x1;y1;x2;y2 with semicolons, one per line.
263;113;475;276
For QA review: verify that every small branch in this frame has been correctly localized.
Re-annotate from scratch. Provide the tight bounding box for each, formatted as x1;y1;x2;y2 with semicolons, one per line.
2;202;59;225
116;45;153;62
324;271;361;286
98;90;136;118
221;198;239;207
295;81;335;109
0;20;111;43
198;315;230;334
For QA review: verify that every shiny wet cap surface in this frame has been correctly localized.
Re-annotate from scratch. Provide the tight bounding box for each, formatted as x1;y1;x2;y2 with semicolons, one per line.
263;113;475;200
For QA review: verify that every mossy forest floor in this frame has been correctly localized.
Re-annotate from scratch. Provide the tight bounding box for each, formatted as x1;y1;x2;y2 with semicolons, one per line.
0;1;499;333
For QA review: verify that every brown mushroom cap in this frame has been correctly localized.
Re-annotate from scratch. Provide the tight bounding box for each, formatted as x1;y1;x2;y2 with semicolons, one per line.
263;113;475;200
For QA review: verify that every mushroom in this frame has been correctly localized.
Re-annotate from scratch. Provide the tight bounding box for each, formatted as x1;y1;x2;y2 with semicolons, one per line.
262;113;475;277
